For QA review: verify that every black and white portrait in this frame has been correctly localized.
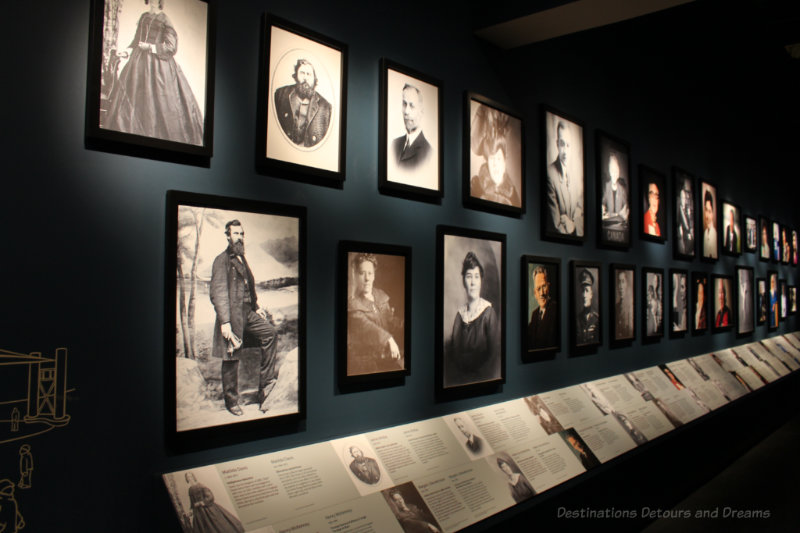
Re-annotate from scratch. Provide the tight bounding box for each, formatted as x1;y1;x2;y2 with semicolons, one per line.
700;181;718;261
643;269;663;339
721;202;740;256
163;466;243;533
780;279;788;319
439;228;504;390
572;263;600;348
745;216;757;253
523;257;560;357
792;230;798;265
640;166;666;243
692;272;708;333
757;278;767;325
382;483;442;533
492;452;536;503
331;435;392;495
611;266;634;342
94;0;209;148
670;270;688;334
523;395;564;435
759;216;771;261
789;286;797;314
772;221;781;262
737;267;754;335
597;133;631;248
673;170;695;259
712;275;733;331
543;108;585;241
467;95;523;213
445;415;490;458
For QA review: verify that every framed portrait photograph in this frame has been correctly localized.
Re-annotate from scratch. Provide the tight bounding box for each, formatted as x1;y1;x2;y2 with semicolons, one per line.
792;229;798;266
672;168;696;260
379;59;442;201
768;271;779;330
437;226;505;391
780;279;788;320
610;264;635;344
642;268;664;341
772;221;781;262
781;225;791;265
669;269;689;336
640;165;666;243
720;201;741;256
570;261;601;350
699;180;718;261
596;132;631;248
86;0;215;159
464;93;524;215
542;106;585;243
756;277;767;325
165;190;306;442
744;216;757;254
759;216;771;262
789;285;797;315
521;255;561;360
338;241;411;385
257;15;347;185
736;266;754;335
691;271;709;334
711;274;734;332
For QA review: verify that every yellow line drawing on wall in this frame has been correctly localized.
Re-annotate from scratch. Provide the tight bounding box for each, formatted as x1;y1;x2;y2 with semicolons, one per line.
0;478;25;532
17;445;32;490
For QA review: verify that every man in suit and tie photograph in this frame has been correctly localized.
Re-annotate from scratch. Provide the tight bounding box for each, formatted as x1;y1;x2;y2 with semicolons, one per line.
546;116;584;238
393;83;431;169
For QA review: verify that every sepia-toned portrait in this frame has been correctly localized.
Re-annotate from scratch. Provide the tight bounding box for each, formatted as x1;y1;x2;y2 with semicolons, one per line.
673;169;695;259
744;216;757;253
700;181;718;261
643;269;664;340
759;216;771;261
543;107;585;242
382;482;443;533
691;272;708;333
670;270;688;335
523;256;560;358
757;278;767;325
163;466;243;533
572;262;601;348
597;133;631;248
721;201;740;256
737;267;754;335
611;265;635;342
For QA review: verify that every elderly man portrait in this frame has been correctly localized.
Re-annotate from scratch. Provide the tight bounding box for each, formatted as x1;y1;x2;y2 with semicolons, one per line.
210;220;279;416
274;58;332;147
454;417;483;454
527;265;558;351
392;83;431;169
600;151;629;238
715;280;731;328
546;120;583;236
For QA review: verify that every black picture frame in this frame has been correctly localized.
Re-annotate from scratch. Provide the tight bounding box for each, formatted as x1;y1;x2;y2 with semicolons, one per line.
756;277;767;325
640;165;667;244
691;271;709;334
772;220;781;263
521;255;561;361
780;279;788;320
669;268;689;336
672;168;696;261
609;264;635;345
736;266;754;336
165;190;306;445
744;215;758;254
542;105;586;244
436;226;506;392
642;267;664;342
768;270;779;330
789;285;797;315
759;216;771;262
710;274;734;333
699;180;719;262
257;14;348;187
86;0;216;162
792;229;798;266
781;225;791;265
720;201;741;257
379;59;443;202
596;132;632;249
463;93;525;216
570;260;602;351
338;241;411;386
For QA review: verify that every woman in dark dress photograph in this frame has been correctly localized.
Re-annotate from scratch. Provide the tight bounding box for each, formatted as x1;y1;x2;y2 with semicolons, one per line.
185;472;244;533
469;105;521;207
496;456;535;503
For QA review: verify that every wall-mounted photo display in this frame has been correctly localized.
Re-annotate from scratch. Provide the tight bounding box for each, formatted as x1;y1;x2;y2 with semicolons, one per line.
781;225;791;265
699;180;718;261
642;268;664;341
379;59;442;201
711;274;733;332
672;168;695;260
542;106;585;243
570;261;601;350
437;226;505;391
86;0;215;158
768;271;779;330
789;285;797;315
521;256;561;361
464;93;524;215
736;266;754;336
165;190;306;443
772;221;781;262
258;15;347;185
610;264;635;344
759;216;771;262
780;279;788;320
720;201;741;256
669;269;688;336
596;132;631;248
756;277;767;325
744;215;757;254
338;241;411;385
640;165;666;243
792;229;799;266
691;271;709;334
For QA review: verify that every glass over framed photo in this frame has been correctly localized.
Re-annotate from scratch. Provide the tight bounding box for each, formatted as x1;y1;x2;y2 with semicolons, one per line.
673;168;696;260
437;226;505;391
759;216;771;261
699;180;718;261
570;261;601;350
596;132;631;248
756;277;767;325
720;201;741;256
522;255;561;360
768;271;779;330
86;0;215;159
744;216;757;254
338;241;411;385
711;274;734;332
772;221;781;262
642;268;664;341
640;165;666;243
736;266;754;335
669;269;689;336
464;93;524;215
542;106;585;243
379;59;442;201
165;190;306;442
610;264;635;343
257;15;347;185
691;271;709;334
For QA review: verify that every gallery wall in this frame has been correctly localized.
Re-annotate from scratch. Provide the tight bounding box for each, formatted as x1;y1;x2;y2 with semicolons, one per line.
1;0;799;530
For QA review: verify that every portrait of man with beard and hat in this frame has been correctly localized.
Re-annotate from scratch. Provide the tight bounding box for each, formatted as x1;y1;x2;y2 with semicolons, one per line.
273;58;332;148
